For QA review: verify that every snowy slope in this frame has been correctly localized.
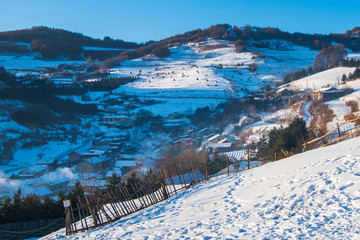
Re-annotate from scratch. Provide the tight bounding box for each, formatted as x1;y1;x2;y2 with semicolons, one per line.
110;39;318;116
45;136;360;239
279;67;356;91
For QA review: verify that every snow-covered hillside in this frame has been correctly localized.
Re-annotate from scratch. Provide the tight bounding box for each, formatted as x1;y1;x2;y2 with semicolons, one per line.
44;136;360;239
279;67;356;91
111;39;318;116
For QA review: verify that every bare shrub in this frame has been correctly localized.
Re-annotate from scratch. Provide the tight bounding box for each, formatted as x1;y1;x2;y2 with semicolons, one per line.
276;115;297;126
233;40;247;53
251;51;265;58
155;151;208;175
309;101;335;135
248;63;259;72
199;44;227;52
344;112;360;126
151;46;171;57
237;128;253;145
346;100;359;113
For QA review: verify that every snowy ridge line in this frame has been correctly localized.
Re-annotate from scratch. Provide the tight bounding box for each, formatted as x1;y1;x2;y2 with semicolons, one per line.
63;167;208;236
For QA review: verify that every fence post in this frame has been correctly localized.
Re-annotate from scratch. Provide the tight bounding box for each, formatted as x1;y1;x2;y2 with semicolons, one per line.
337;124;342;141
227;156;229;174
247;148;250;170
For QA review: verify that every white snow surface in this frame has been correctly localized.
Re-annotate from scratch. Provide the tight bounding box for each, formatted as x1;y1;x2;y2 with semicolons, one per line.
280;67;356;91
46;136;360;239
109;39;317;116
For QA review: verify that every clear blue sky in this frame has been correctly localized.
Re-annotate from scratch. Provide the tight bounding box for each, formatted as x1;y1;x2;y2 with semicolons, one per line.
1;0;359;43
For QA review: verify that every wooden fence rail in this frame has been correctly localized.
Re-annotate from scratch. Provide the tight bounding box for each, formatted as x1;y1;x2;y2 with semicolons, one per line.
303;117;360;152
65;165;208;236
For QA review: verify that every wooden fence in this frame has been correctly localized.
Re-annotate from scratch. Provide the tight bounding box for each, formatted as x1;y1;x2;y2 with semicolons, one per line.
64;165;209;236
303;117;360;152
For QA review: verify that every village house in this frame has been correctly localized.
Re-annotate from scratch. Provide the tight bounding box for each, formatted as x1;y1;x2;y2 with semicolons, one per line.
206;142;233;153
67;175;107;192
32;186;53;197
10;164;48;180
103;105;128;114
101;115;136;126
196;127;216;140
36;158;58;171
276;88;292;97
172;138;199;152
311;87;345;102
113;159;138;176
200;134;228;150
34;174;72;193
68;149;106;167
167;112;183;120
77;156;109;174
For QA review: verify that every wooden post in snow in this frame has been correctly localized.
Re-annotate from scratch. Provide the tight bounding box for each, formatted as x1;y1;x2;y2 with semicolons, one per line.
227;156;229;174
337;124;342;141
247;148;250;169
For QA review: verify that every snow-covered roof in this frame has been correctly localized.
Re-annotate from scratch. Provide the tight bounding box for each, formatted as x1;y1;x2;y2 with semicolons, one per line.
36;158;57;165
105;170;122;178
27;165;47;173
33;186;53;196
75;149;105;156
316;87;344;93
115;160;137;168
84;156;108;165
207;143;232;148
119;154;135;160
205;134;221;142
102;115;130;119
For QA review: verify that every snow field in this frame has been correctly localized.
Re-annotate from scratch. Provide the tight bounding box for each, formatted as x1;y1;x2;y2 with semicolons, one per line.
280;67;356;91
45;136;360;239
110;39;318;116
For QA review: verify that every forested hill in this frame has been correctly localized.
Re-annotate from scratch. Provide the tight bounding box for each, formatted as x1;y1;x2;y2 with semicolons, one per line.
101;24;360;68
0;26;140;49
0;25;359;62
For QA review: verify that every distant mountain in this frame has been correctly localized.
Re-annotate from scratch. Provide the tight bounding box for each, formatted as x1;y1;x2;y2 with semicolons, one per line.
0;26;141;60
1;25;359;63
101;24;360;68
0;26;140;49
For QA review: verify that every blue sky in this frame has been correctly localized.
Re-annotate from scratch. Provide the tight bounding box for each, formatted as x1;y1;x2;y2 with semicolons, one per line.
1;0;359;43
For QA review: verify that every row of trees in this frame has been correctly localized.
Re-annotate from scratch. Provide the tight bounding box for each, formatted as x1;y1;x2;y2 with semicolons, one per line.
82;76;138;91
348;68;360;81
0;171;145;224
0;26;139;49
0;189;64;224
0;67;98;127
31;39;82;59
283;45;351;84
0;41;30;54
313;44;348;70
250;118;308;160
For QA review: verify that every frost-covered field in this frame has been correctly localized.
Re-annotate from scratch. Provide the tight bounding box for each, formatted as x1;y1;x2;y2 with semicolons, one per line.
45;136;360;240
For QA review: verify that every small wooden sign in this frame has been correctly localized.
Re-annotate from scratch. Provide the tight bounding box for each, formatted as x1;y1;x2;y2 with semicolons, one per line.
63;200;71;208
